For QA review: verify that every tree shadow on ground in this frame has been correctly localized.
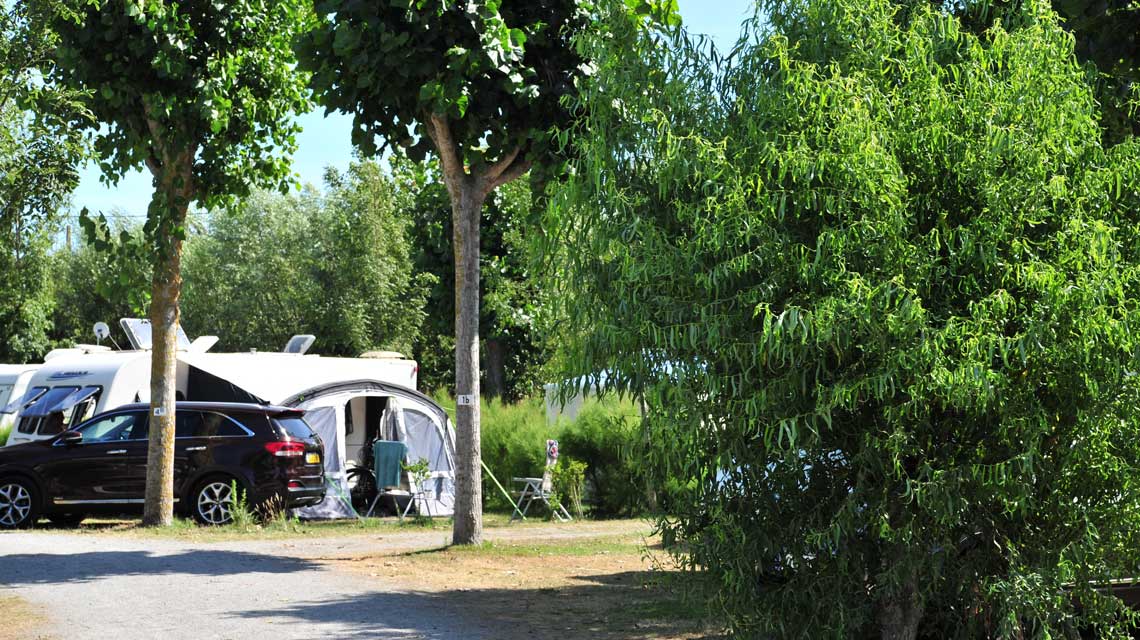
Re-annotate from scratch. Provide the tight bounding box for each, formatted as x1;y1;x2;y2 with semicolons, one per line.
0;549;319;586
235;570;723;640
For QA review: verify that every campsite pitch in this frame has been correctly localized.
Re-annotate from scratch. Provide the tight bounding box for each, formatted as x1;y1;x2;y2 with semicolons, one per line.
0;519;719;639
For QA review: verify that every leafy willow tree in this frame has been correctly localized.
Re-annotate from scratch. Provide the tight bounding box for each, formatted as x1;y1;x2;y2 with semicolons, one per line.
33;0;310;525
295;0;677;543
0;3;88;363
395;157;548;402
182;161;432;356
550;0;1140;637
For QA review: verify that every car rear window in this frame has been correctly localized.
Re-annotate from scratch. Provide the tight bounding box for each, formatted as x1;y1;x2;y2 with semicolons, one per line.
274;416;315;440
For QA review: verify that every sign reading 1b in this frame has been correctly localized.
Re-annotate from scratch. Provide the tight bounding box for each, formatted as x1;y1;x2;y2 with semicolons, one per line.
457;394;475;406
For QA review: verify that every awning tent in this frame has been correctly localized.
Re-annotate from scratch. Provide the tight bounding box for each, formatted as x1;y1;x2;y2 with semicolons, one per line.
180;354;455;519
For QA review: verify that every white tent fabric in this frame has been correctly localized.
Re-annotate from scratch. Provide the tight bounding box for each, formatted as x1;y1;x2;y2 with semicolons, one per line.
293;406;356;519
283;389;456;519
391;398;455;515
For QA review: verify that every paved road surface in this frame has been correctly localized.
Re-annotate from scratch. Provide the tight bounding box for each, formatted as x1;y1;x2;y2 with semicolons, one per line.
0;522;645;640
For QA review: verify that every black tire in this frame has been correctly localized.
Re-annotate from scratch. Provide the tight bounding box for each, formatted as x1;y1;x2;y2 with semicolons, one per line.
191;476;239;526
47;513;85;528
0;476;40;530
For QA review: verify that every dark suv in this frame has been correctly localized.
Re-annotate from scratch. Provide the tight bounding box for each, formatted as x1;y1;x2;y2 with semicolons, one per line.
0;402;325;528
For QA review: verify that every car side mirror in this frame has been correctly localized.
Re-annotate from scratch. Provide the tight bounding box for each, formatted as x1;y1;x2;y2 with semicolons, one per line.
56;431;83;446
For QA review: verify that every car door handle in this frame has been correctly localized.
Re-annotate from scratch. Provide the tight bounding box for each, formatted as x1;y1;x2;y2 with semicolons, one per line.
107;449;127;455
185;446;206;452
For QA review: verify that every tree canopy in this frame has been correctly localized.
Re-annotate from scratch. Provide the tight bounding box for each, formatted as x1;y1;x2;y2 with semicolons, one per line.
550;0;1140;636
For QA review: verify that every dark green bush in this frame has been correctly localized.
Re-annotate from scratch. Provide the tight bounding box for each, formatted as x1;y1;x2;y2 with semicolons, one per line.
557;398;647;517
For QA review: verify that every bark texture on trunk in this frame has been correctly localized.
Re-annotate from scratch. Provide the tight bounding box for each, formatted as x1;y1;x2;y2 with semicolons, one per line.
141;135;194;527
450;182;484;544
876;554;925;640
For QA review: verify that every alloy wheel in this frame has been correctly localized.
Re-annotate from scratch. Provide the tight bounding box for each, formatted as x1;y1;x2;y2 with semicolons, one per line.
0;482;32;527
196;481;235;525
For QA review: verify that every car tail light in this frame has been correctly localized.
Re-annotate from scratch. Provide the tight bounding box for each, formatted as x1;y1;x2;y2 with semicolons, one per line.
265;441;306;457
288;480;304;489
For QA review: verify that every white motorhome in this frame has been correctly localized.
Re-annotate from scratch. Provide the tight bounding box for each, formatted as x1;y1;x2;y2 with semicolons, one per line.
0;364;42;435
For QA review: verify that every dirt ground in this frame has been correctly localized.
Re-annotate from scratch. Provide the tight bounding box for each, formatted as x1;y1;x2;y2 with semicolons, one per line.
1;518;720;639
0;593;50;640
330;530;717;640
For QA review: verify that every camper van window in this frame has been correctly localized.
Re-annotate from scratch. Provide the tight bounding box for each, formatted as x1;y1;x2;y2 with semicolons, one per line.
0;384;12;408
37;413;67;437
16;416;39;434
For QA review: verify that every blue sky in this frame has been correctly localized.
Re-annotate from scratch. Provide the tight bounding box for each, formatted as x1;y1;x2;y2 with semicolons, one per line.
69;0;756;219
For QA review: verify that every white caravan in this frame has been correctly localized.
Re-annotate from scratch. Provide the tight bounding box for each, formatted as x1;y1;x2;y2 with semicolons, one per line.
2;348;151;446
0;364;43;435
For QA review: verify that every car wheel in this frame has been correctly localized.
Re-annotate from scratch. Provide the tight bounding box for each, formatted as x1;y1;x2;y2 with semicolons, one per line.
47;513;85;528
192;477;237;526
0;477;39;529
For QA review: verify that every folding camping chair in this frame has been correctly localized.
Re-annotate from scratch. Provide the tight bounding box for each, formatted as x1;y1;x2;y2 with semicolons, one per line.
511;439;572;522
364;440;431;521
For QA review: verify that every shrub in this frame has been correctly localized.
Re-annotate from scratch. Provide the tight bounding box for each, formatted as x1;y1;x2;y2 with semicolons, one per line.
444;391;647;516
557;397;647;517
0;424;8;447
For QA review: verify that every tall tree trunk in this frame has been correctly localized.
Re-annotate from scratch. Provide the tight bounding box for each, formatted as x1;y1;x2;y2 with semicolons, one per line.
141;159;192;527
876;550;925;640
484;337;505;400
451;179;485;545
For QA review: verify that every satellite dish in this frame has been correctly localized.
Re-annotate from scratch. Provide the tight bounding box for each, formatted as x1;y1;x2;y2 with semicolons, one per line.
93;322;111;344
283;335;316;355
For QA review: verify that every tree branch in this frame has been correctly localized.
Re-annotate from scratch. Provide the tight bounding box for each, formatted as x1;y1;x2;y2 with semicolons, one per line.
482;156;533;197
483;145;522;184
424;112;468;198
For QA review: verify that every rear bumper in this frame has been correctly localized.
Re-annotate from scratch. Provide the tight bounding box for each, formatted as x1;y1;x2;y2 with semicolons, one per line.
285;485;326;508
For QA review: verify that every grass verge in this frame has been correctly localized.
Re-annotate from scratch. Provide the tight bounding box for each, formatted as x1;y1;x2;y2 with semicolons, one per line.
52;511;537;541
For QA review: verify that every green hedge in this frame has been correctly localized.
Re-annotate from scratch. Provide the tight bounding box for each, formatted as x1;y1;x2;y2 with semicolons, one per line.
432;391;647;517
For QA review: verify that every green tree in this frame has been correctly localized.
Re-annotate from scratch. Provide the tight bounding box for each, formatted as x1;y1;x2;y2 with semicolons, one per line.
395;157;548;402
295;0;665;543
181;161;431;356
0;2;89;363
550;0;1140;637
49;214;150;347
33;0;310;525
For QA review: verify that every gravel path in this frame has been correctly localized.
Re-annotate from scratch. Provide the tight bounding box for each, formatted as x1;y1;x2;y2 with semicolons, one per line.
0;521;649;640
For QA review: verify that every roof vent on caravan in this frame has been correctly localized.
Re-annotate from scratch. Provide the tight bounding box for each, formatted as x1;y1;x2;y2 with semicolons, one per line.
283;335;316;355
119;318;192;351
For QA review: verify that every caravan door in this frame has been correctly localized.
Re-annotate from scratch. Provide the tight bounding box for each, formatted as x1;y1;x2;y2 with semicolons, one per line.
390;397;455;516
